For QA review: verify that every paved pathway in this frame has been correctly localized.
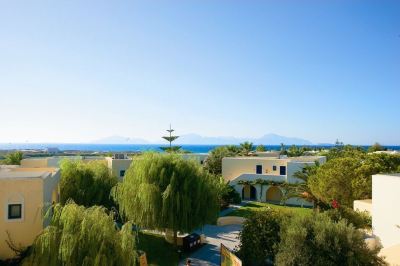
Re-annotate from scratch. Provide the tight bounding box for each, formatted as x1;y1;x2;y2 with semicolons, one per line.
218;201;248;217
178;224;242;266
178;202;248;266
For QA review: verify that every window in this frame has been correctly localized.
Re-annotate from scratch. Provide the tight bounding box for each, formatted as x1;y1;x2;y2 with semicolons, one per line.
256;165;263;174
280;166;287;175
120;170;126;177
8;204;22;220
273;166;277;171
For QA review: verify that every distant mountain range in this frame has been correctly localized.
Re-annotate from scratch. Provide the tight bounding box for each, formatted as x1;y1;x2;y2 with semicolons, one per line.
93;133;313;145
175;133;313;145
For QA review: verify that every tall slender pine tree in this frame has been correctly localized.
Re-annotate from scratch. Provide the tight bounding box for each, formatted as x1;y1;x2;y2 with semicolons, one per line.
160;124;182;153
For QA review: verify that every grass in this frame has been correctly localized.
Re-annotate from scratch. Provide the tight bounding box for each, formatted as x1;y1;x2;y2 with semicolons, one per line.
225;201;312;218
137;232;181;266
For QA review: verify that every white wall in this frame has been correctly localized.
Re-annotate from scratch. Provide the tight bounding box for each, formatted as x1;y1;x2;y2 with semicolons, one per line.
372;174;400;248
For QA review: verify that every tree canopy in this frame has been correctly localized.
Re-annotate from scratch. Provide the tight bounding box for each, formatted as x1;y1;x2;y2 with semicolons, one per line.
204;143;258;175
60;160;118;208
237;210;383;266
2;151;23;165
308;154;400;207
112;153;220;244
255;145;266;152
203;146;241;175
160;125;182;153
237;209;283;266
368;142;386;152
275;213;385;266
239;141;254;156
24;203;137;266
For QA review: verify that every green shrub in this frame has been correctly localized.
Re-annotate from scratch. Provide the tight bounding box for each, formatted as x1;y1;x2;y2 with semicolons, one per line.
237;209;285;266
325;207;372;229
220;183;241;206
275;213;385;266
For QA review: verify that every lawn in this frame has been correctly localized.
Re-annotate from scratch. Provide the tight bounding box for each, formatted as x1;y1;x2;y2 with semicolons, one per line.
225;201;312;218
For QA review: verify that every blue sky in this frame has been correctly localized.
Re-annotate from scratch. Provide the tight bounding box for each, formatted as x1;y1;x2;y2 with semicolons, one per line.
0;1;399;145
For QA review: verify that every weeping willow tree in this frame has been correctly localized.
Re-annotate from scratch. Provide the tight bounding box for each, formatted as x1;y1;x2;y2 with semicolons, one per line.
23;203;137;266
60;159;118;208
112;152;220;246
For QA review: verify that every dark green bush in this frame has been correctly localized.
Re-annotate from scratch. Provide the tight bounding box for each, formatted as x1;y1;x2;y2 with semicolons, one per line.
220;183;241;208
325;207;372;229
275;213;385;266
237;209;285;266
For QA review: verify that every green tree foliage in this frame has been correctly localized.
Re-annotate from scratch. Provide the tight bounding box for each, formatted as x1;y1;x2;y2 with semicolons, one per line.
325;207;372;229
255;145;266;152
60;160;118;208
285;145;313;157
237;209;283;266
368;142;386;152
308;157;366;207
112;153;220;245
203;146;241;175
24;203;137;266
309;154;400;207
275;213;385;266
282;162;330;210
240;141;254;156
321;144;366;160
160;125;182;153
218;180;241;208
3;151;23;165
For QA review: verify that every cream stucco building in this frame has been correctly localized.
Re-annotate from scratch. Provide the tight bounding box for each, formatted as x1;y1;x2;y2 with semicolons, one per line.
222;155;326;206
21;154;133;181
353;173;400;265
0;166;60;259
21;153;207;181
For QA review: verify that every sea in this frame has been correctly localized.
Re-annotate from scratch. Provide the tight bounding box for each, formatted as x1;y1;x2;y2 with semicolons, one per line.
0;143;399;153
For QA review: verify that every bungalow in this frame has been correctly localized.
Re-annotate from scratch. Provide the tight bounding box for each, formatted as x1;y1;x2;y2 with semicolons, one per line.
222;155;326;206
21;154;132;181
0;166;60;259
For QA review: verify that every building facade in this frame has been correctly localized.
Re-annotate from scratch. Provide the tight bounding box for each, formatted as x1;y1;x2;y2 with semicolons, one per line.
222;156;326;206
21;155;132;181
0;166;60;259
353;174;400;265
372;174;400;248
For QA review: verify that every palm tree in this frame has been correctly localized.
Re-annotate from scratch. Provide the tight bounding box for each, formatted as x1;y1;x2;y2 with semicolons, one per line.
281;162;327;210
240;141;254;156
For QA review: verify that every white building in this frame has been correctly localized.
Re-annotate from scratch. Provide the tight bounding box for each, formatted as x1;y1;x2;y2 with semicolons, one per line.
353;174;400;265
372;174;400;248
222;155;326;206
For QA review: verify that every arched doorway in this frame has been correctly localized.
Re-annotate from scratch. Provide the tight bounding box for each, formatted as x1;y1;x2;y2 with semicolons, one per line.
242;185;257;200
266;186;283;203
